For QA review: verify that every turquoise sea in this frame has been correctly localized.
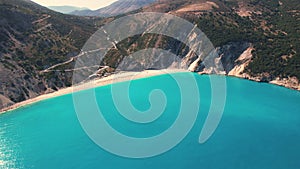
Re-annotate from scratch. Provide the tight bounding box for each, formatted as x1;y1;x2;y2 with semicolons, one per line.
0;73;300;168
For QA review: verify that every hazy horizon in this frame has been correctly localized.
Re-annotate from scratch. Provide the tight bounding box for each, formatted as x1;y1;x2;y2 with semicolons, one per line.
31;0;119;10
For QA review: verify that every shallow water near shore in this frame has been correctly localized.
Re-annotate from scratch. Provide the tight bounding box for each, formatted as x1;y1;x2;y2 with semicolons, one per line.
0;73;300;168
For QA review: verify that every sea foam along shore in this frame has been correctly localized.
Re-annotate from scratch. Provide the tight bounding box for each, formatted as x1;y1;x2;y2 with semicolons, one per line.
0;69;186;114
1;69;299;115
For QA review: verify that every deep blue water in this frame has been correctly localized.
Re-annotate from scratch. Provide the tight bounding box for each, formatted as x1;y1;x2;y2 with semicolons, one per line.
0;73;300;169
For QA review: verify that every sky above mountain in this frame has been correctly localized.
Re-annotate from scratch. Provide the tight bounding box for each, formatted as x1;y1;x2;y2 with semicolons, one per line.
31;0;118;10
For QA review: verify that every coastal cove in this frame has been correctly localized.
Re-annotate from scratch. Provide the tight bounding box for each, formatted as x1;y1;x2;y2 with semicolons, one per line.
1;0;299;168
1;70;300;115
0;72;300;168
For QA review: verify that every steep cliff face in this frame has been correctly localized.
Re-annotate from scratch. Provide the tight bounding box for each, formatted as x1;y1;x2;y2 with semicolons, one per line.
195;42;300;90
228;46;253;77
195;42;251;75
196;42;300;90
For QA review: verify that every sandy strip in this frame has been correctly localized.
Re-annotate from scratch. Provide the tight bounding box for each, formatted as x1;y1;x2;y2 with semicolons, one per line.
0;69;187;115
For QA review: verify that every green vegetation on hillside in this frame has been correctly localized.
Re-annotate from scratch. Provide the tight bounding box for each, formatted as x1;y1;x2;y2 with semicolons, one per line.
185;0;300;79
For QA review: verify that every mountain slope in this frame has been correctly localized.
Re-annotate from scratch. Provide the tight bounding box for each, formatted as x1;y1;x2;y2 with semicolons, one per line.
140;0;300;86
47;6;89;14
0;0;103;108
89;0;299;89
71;0;156;16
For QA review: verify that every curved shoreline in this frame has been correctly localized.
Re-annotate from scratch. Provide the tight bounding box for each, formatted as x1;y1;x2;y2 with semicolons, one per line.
0;70;186;115
1;70;299;115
